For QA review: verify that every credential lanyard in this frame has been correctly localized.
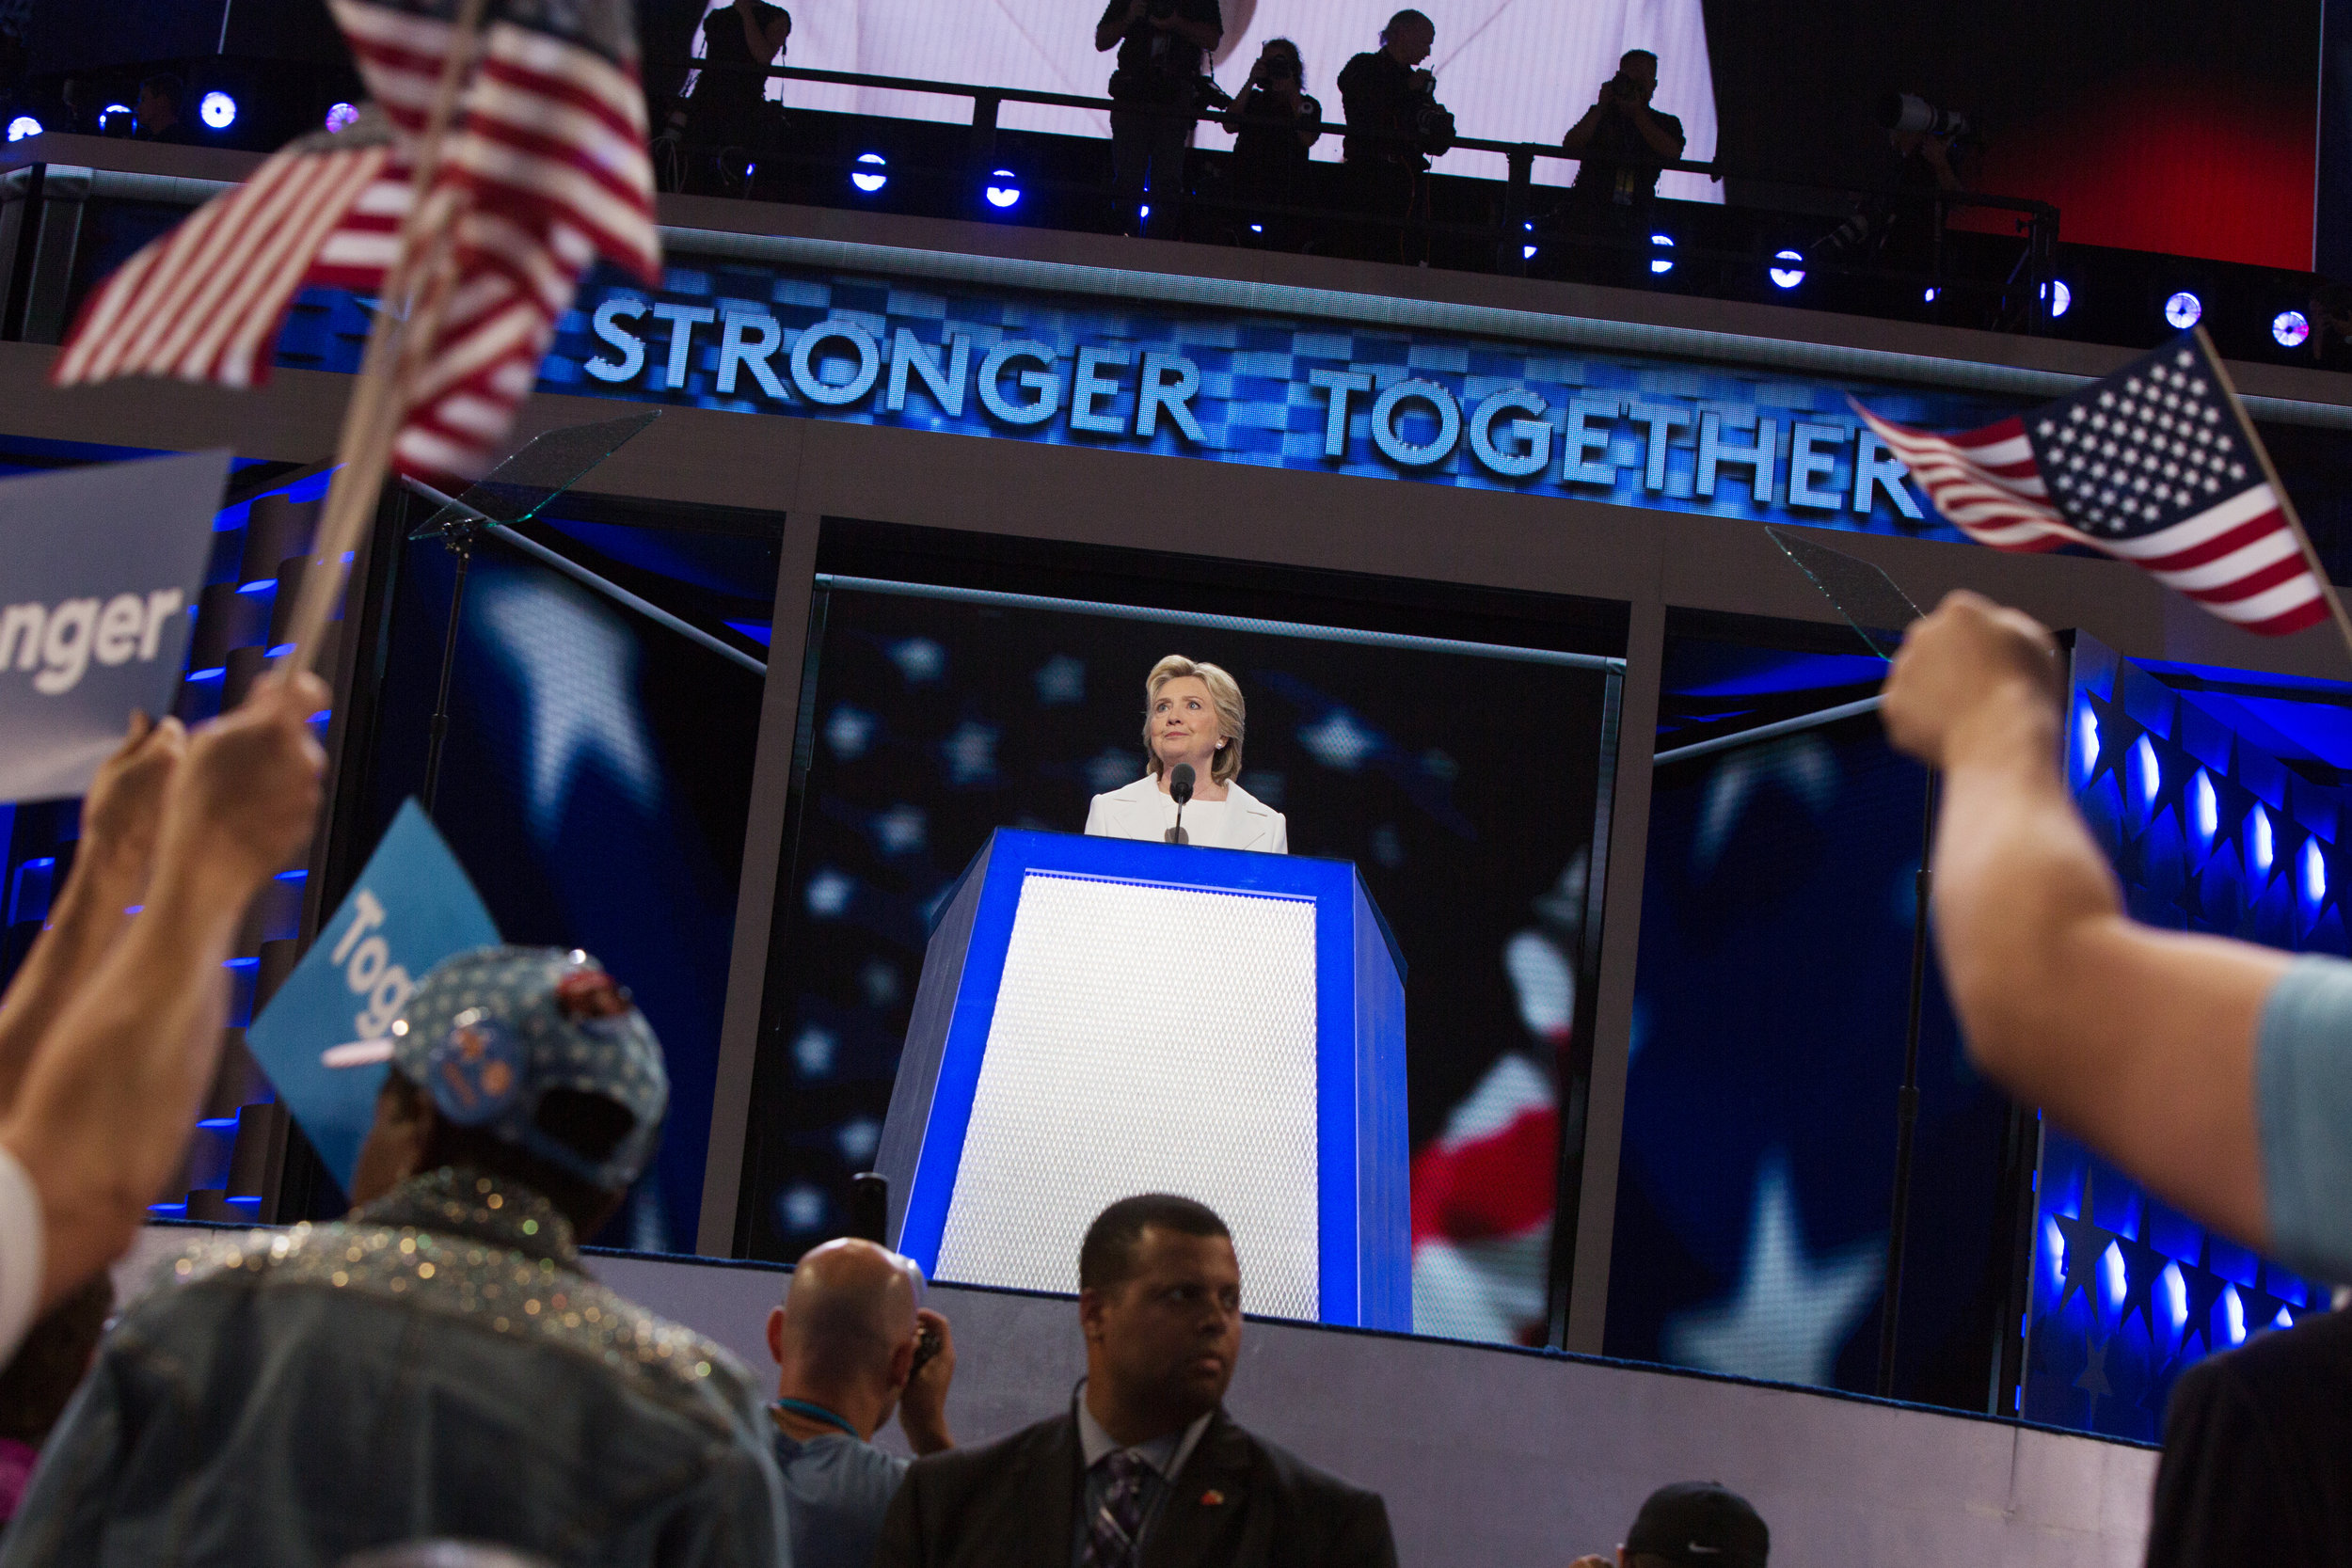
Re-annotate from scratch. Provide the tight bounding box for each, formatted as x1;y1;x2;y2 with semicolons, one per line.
773;1398;863;1441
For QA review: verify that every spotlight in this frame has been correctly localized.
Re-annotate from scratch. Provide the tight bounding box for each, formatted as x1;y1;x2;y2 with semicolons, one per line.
1768;248;1805;290
1248;222;1263;234
324;102;360;134
2249;804;2274;879
100;103;135;135
198;90;237;130
2304;837;2328;904
2274;309;2311;349
2191;769;2217;847
4;115;39;143
1523;244;1537;261
2042;278;2072;318
2164;291;2202;330
850;151;887;193
1649;232;1675;276
983;169;1021;210
1923;287;1939;303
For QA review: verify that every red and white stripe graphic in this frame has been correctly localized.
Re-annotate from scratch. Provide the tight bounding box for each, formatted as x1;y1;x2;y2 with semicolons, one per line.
1854;404;2328;638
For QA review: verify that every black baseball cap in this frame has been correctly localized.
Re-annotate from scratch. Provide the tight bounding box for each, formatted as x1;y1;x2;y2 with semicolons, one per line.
1625;1482;1769;1568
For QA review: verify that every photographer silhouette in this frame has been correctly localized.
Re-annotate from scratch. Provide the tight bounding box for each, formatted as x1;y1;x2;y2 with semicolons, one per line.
1220;38;1322;248
1552;48;1683;284
1096;0;1223;238
1337;9;1452;263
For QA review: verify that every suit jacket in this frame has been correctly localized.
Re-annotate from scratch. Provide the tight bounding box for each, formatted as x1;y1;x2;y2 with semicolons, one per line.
1083;777;1290;854
874;1406;1395;1568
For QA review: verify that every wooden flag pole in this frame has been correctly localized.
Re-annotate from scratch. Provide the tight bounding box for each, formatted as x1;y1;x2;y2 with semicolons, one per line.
2197;325;2352;667
275;0;491;685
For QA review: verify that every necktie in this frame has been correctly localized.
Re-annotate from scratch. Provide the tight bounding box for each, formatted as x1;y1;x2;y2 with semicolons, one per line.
1081;1449;1152;1568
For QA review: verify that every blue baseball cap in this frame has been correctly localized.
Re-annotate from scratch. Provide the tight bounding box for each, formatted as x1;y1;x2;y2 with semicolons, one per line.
390;945;668;1192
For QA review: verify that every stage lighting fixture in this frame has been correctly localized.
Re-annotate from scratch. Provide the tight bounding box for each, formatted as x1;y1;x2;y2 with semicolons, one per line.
983;169;1021;209
1768;249;1805;289
325;102;360;133
2249;804;2274;879
1248;223;1263;234
2164;291;2202;329
4;115;39;142
2130;735;2159;809
850;151;887;193
2303;837;2328;904
1923;287;1939;303
100;103;135;135
199;90;237;130
2191;768;2217;847
1522;217;1535;261
1649;233;1675;275
2274;309;2311;349
2042;279;2072;318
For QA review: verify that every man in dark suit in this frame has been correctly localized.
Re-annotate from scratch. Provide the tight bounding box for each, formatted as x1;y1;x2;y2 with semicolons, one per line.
875;1194;1397;1568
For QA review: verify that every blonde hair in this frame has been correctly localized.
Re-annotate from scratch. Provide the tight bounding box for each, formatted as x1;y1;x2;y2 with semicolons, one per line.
1142;656;1246;786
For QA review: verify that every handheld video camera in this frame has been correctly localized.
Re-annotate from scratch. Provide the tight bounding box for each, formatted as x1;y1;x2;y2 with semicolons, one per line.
1408;68;1455;154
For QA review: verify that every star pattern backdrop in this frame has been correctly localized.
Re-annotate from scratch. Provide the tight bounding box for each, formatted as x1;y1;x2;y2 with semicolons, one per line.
2023;635;2333;1441
1606;634;2020;1410
735;577;1615;1345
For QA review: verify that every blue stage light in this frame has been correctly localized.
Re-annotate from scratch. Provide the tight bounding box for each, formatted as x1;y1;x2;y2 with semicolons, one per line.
2223;1284;2247;1345
2074;701;2100;782
1649;233;1675;275
2248;804;2274;879
2100;1242;2127;1315
100;103;135;135
325;102;360;133
983;169;1021;209
2161;1261;2188;1336
199;90;237;130
2130;735;2160;808
850;151;887;193
2273;309;2311;349
2302;836;2328;904
2042;279;2072;318
2164;291;2203;330
1923;287;1939;303
1248;223;1263;234
2191;768;2217;847
5;115;40;143
1768;248;1805;289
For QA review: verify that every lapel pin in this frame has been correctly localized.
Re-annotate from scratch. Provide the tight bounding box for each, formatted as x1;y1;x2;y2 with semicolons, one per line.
1199;1489;1225;1507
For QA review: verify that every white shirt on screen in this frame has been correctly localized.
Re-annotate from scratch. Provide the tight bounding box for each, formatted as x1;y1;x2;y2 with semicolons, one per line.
1084;776;1288;854
0;1144;45;1363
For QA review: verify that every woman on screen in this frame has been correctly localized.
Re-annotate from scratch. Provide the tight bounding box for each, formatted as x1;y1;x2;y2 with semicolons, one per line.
1085;656;1289;853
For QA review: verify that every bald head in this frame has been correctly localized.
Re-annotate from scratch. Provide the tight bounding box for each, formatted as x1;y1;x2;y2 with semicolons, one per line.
783;1239;919;1364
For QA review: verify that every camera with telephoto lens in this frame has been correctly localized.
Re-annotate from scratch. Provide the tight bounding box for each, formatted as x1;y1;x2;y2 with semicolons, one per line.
1878;91;1974;144
1407;68;1455;154
1605;71;1650;103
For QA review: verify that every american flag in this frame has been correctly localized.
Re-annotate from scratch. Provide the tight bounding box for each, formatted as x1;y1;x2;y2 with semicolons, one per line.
55;0;660;484
1854;330;2331;638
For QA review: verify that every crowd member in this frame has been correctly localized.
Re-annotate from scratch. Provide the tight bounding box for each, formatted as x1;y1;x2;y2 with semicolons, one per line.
876;1193;1395;1568
1094;0;1223;239
0;1275;109;1523
664;0;792;197
1219;38;1321;249
1;944;787;1568
1553;49;1683;285
1878;592;2352;1283
0;677;324;1367
767;1237;957;1568
133;72;197;143
1337;10;1451;263
1566;1481;1770;1568
2144;1291;2352;1567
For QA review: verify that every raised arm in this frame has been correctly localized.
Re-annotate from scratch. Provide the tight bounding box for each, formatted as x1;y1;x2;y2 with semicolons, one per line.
0;714;183;1109
1882;594;2281;1249
1;672;327;1310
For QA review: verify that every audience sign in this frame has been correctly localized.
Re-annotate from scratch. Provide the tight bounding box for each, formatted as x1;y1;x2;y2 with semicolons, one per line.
246;800;501;1193
0;451;227;802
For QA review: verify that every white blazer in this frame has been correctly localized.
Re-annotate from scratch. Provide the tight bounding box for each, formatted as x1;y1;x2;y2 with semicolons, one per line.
1083;776;1289;854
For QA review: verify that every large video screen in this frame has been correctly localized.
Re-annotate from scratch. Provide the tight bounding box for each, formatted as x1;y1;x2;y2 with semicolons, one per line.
687;0;1722;197
736;547;1622;1346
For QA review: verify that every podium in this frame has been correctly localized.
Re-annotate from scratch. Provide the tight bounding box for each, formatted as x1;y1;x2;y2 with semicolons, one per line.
875;829;1409;1330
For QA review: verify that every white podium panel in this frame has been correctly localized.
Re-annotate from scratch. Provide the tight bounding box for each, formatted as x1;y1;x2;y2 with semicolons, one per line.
935;871;1321;1319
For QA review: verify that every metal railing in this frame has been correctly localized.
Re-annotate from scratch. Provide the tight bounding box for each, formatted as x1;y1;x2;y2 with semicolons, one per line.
653;55;2061;331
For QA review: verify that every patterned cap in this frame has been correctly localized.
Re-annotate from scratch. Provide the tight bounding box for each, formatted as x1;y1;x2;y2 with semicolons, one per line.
391;945;668;1192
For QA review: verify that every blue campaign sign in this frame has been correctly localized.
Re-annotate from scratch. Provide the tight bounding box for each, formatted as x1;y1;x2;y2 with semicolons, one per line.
245;800;501;1193
0;451;228;802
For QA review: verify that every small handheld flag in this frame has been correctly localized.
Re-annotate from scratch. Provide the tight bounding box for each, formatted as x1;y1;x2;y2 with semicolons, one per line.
1852;328;2343;641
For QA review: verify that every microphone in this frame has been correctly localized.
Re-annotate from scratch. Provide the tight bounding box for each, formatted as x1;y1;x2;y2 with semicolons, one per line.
1168;763;1195;845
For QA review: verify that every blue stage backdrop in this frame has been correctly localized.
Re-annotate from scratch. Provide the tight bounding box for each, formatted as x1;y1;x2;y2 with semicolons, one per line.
2022;637;2334;1441
358;515;777;1253
1610;635;2018;1412
738;578;1614;1346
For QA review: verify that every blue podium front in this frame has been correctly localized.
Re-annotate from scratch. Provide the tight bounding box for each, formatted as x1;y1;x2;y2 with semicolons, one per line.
874;829;1409;1331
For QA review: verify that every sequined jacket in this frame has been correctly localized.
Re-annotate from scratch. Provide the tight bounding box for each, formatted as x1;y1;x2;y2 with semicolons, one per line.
0;1168;790;1568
